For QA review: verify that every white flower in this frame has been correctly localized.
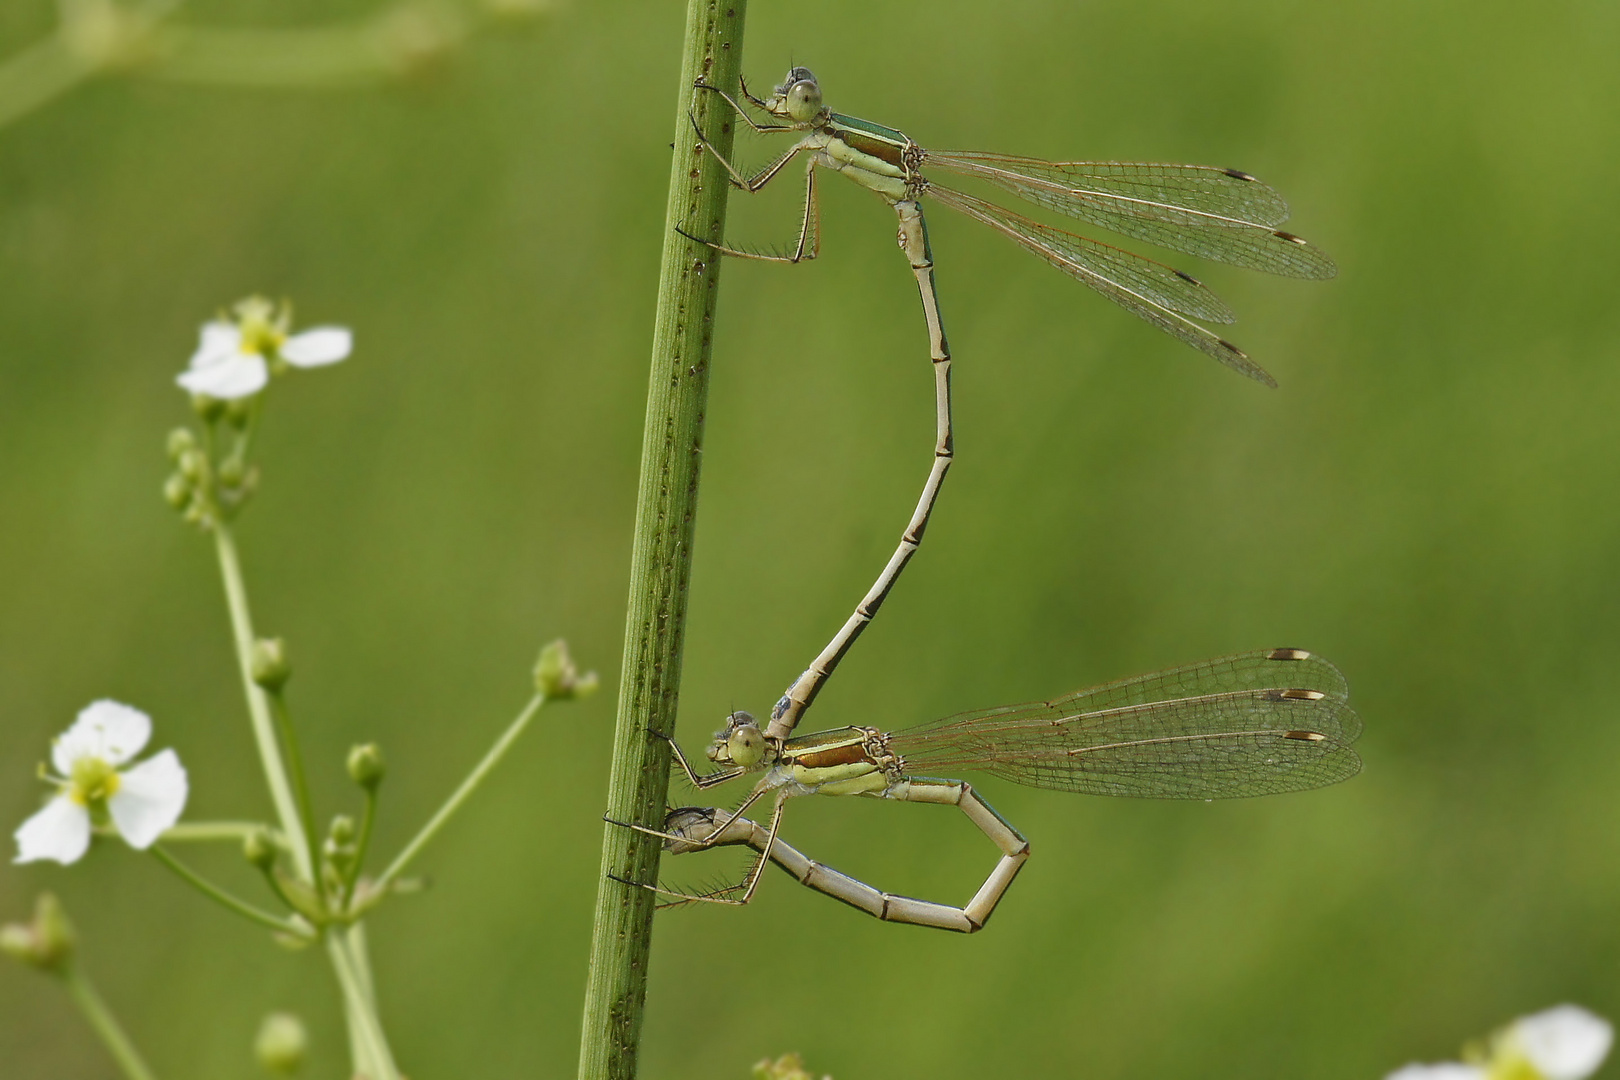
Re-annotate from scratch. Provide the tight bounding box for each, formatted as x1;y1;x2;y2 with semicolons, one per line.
1386;1064;1485;1080
14;701;189;865
1507;1005;1613;1080
176;297;351;400
1386;1006;1613;1080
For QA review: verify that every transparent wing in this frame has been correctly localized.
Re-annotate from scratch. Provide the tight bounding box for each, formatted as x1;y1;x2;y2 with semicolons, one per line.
891;648;1362;799
929;184;1275;386
923;151;1337;280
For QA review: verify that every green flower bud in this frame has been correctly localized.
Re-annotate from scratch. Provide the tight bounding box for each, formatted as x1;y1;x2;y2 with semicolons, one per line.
254;1011;308;1075
219;458;246;487
166;427;197;460
191;392;227;423
225;396;254;431
163;472;192;509
346;744;385;790
0;924;36;967
0;893;75;973
328;815;356;846
243;828;278;871
251;638;291;691
752;1053;823;1080
372;3;467;80
178;447;209;484
32;894;73;967
533;639;599;700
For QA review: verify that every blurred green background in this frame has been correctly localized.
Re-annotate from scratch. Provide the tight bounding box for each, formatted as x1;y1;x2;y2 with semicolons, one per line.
3;0;1619;1077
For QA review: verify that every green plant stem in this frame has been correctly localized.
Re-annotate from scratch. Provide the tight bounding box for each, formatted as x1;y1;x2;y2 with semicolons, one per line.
344;785;378;902
325;931;398;1080
61;963;159;1080
149;845;310;937
96;820;273;844
212;521;315;881
266;688;320;871
373;692;545;892
575;4;748;1078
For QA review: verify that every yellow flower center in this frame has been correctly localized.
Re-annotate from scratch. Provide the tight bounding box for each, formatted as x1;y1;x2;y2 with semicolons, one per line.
232;296;289;357
68;756;121;807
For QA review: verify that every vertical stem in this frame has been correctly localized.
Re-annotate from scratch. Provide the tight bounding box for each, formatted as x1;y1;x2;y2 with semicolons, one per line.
266;689;320;872
62;965;160;1080
213;523;315;881
326;933;398;1080
576;4;748;1079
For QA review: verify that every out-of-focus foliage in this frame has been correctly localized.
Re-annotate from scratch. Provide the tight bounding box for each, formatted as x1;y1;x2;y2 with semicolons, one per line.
1;0;1617;1077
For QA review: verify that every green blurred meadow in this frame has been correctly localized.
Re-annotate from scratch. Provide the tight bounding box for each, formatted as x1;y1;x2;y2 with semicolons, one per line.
3;0;1619;1076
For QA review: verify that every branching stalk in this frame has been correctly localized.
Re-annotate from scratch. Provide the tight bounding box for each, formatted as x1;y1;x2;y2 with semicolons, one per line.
149;845;310;938
373;692;546;893
575;4;749;1078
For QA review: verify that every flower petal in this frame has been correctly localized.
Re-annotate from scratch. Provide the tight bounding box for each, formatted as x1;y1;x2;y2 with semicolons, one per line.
190;321;241;368
107;750;188;850
279;327;351;368
53;699;152;772
1514;1005;1613;1080
177;351;269;400
1384;1064;1485;1080
13;796;92;864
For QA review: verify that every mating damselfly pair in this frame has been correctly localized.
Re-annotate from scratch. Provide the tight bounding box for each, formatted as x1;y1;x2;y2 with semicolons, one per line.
613;69;1356;931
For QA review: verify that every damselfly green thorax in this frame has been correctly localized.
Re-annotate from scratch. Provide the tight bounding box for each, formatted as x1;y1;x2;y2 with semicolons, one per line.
689;69;1338;743
617;648;1361;933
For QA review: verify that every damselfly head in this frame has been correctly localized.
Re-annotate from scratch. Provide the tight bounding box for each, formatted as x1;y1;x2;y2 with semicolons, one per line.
707;711;767;767
768;67;823;123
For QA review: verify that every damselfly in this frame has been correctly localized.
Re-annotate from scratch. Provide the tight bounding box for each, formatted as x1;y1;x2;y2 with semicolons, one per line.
689;69;1338;742
620;648;1361;932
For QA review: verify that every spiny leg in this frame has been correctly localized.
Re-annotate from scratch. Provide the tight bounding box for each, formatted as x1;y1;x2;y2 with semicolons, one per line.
647;727;747;790
682;124;822;262
661;778;1028;932
693;76;795;134
766;198;953;740
606;780;773;853
616;796;791;908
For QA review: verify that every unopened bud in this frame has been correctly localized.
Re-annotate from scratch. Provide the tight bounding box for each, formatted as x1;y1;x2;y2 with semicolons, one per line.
225;397;254;430
533;639;599;700
328;815;356;846
0;893;75;973
753;1053;824;1080
163;472;192;509
180;447;209;483
372;3;467;79
191;392;227;423
251;638;291;691
166;427;197;460
254;1011;308;1074
346;744;385;790
243;828;278;870
219;458;246;487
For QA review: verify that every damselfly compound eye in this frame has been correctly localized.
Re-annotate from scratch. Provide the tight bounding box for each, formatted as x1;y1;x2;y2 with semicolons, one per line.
727;724;765;767
786;79;822;122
